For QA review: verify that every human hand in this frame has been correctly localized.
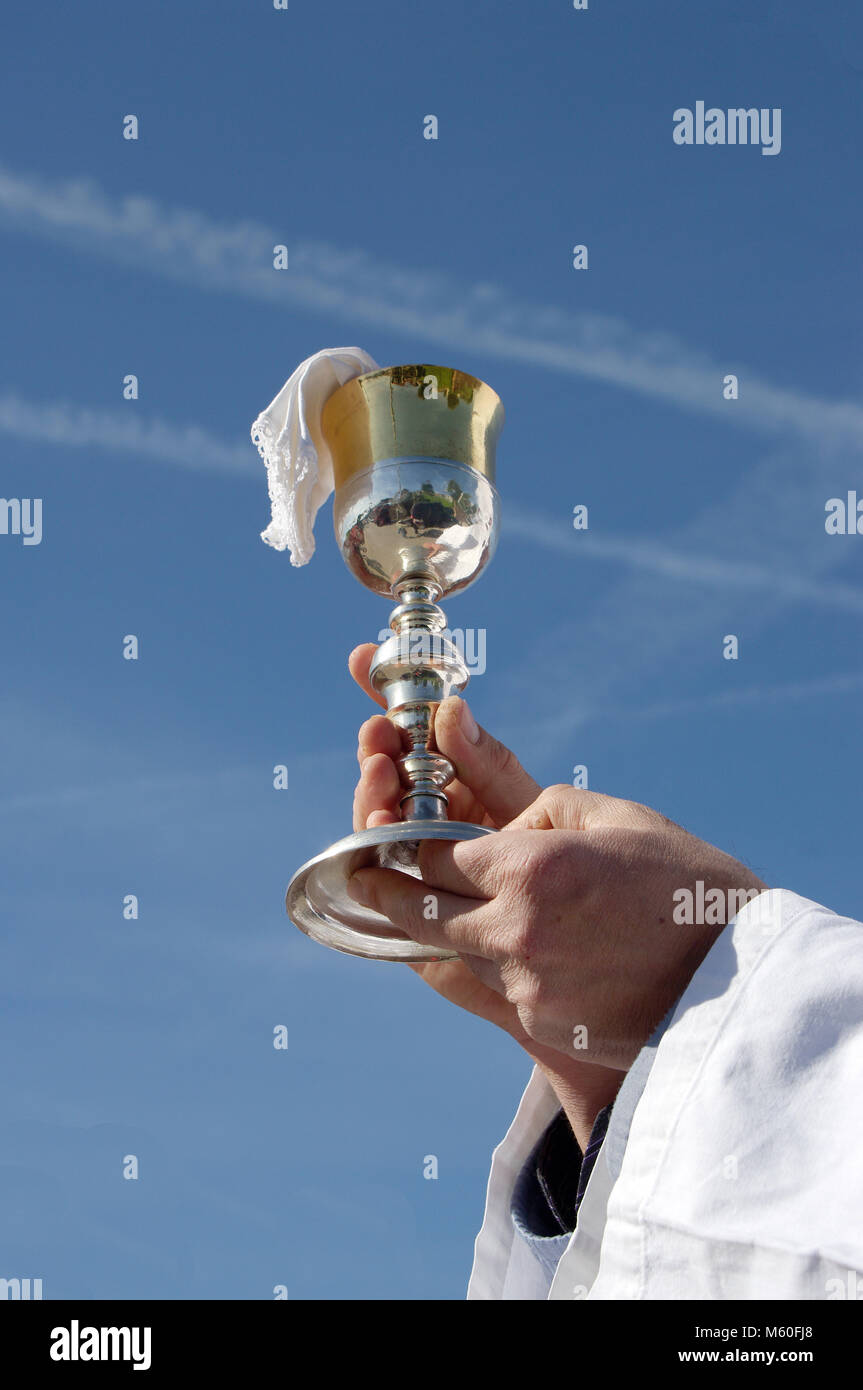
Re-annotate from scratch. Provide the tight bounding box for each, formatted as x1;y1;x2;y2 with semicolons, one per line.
349;643;542;1037
349;644;767;1078
349;644;624;1144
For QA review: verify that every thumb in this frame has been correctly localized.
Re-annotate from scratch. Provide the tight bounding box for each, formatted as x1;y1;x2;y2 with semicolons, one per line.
433;696;541;826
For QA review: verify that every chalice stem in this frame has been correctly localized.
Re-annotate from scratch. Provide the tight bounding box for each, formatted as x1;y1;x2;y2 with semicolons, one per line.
368;573;470;823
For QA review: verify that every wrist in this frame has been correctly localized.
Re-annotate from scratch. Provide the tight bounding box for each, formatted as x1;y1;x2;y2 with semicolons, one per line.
528;1043;622;1151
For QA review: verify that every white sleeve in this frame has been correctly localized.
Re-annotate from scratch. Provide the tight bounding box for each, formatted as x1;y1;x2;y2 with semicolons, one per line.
549;887;863;1300
466;1065;561;1299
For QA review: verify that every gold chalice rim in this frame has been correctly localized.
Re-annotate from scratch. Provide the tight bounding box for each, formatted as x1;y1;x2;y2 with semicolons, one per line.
321;363;505;491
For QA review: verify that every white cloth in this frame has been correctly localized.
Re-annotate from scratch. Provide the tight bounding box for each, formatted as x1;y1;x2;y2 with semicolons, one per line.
468;889;863;1300
250;346;379;565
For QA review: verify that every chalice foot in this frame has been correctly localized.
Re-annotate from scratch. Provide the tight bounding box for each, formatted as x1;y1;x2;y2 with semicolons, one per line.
286;820;494;961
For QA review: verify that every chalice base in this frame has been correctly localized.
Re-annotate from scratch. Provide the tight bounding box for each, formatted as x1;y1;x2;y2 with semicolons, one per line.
286;820;495;961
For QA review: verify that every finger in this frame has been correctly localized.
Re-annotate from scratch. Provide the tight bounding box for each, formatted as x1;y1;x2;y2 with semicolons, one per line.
435;777;495;828
352;753;402;832
505;783;601;831
416;834;508;899
456;952;513;999
348;644;386;709
408;956;514;1018
353;724;484;827
434;697;541;826
345;867;498;958
356;714;401;768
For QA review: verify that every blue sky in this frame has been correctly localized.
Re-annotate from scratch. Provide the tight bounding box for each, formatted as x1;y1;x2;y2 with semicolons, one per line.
1;0;862;1298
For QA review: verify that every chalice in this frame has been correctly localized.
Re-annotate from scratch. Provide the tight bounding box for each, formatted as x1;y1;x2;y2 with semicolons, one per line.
286;364;504;961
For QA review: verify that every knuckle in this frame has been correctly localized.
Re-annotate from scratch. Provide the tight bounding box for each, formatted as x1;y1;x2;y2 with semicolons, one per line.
487;834;536;894
490;736;523;780
356;716;377;748
613;796;670;831
545;782;574;800
525;834;575;894
415;838;439;881
514;995;543;1040
505;964;541;1012
508;899;545;958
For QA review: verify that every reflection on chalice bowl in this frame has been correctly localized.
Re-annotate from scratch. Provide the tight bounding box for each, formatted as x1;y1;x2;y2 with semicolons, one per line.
286;364;504;961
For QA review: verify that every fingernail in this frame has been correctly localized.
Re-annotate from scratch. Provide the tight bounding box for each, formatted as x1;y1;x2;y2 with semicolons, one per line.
346;873;369;904
459;700;480;744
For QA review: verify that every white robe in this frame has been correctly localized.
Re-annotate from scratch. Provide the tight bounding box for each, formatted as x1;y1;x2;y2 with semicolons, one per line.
467;889;863;1300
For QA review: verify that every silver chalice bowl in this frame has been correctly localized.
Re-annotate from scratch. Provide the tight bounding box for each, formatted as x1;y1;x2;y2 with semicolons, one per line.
286;364;504;961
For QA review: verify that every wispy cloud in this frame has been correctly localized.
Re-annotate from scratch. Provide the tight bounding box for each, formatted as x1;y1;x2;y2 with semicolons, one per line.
504;513;863;614
2;162;860;753
492;438;863;756
0;390;253;475
3;382;859;623
602;670;863;724
0;710;350;819
0;763;261;816
2;161;863;447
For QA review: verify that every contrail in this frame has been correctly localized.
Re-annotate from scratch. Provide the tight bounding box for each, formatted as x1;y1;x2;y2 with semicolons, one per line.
3;386;859;618
3;161;860;751
504;514;863;614
604;670;863;723
2;161;863;447
0;390;254;475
